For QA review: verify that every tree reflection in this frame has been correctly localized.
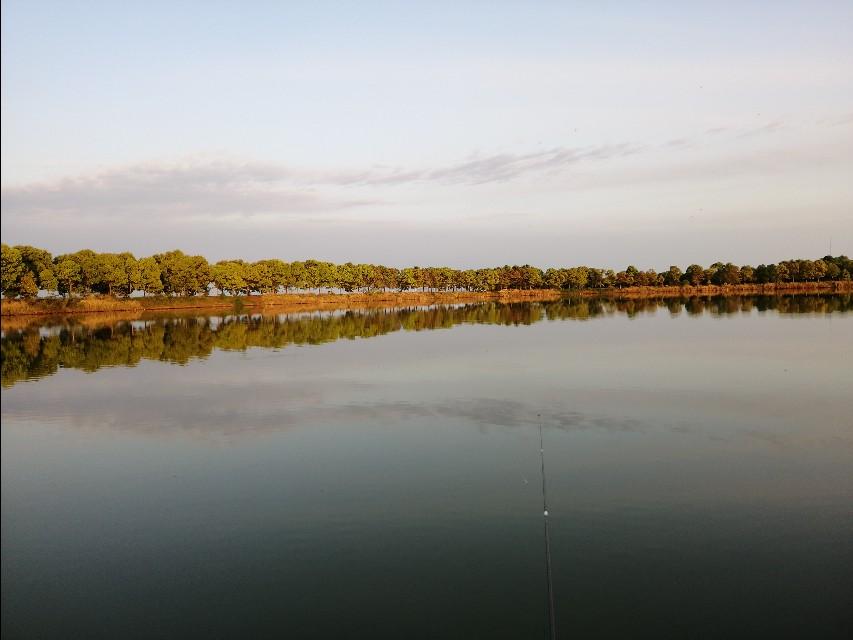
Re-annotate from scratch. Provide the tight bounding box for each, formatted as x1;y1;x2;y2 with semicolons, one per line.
2;295;850;387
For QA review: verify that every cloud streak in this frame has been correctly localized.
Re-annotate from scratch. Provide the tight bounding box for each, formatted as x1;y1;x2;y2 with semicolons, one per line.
0;143;639;221
1;160;377;220
1;114;845;226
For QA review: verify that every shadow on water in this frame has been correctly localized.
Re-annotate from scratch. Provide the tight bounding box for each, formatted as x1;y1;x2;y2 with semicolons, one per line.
2;294;851;387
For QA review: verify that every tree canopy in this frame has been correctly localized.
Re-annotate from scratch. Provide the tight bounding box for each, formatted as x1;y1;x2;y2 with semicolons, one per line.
1;243;851;299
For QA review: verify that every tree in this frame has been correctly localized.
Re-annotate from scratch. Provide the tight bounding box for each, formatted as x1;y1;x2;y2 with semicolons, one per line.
3;243;850;302
680;265;703;286
15;245;53;290
39;268;58;293
261;259;288;293
244;262;273;294
91;253;125;296
587;269;606;289
356;264;375;292
337;262;359;292
544;268;564;290
519;265;544;289
60;249;99;294
456;269;479;292
825;262;841;281
809;260;828;282
138;257;163;295
615;266;640;288
299;260;322;291
713;263;741;285
54;259;82;296
115;253;141;296
288;262;307;291
317;262;339;292
663;266;683;286
212;261;246;295
17;272;39;299
637;269;661;287
397;267;417;292
476;268;499;292
564;267;588;290
187;255;212;295
1;244;25;295
155;251;210;295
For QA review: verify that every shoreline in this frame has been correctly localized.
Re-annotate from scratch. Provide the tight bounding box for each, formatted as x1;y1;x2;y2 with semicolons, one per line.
579;281;852;298
1;281;850;318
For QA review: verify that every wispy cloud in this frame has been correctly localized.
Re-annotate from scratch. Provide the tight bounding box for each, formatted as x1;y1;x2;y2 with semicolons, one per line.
420;144;639;185
0;160;384;220
295;143;639;186
735;121;785;139
0;144;640;220
1;112;845;226
817;111;853;127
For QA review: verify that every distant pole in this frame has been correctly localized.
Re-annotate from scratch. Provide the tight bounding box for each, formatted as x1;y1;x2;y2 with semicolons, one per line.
538;414;557;640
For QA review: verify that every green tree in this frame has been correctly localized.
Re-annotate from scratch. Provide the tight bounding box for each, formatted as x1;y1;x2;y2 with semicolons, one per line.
809;260;828;282
682;264;705;286
564;267;588;290
15;245;53;289
356;264;375;292
116;253;141;296
244;262;273;294
663;266;683;286
155;251;210;295
824;262;841;281
17;272;39;299
60;249;99;294
138;257;163;295
1;244;25;295
317;262;339;292
54;259;82;296
713;263;741;285
212;261;247;295
261;259;288;293
337;262;359;292
397;267;417;292
90;253;126;295
39;268;59;293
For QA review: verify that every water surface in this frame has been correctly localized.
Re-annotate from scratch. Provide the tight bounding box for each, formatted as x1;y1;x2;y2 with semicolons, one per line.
2;296;852;638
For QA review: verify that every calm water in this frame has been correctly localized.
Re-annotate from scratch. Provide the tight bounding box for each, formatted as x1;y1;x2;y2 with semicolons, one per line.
2;296;852;639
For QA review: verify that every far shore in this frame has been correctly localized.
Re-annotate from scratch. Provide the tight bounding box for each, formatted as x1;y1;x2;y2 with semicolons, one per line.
1;281;850;318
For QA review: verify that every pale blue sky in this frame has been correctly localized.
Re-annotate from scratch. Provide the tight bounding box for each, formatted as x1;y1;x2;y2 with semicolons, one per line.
2;1;852;268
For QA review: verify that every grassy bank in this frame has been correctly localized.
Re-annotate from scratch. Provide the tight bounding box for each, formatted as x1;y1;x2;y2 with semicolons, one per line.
583;281;852;298
2;281;850;318
1;297;144;317
1;289;563;317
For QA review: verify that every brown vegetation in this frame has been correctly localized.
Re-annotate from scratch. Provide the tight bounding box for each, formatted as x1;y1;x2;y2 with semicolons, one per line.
582;280;853;299
2;289;564;317
3;282;851;318
1;296;142;317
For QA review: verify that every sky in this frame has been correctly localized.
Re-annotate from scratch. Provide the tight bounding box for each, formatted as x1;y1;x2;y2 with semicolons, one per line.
2;1;852;269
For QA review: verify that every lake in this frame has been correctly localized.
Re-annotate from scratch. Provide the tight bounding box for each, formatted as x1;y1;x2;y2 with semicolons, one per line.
2;296;852;638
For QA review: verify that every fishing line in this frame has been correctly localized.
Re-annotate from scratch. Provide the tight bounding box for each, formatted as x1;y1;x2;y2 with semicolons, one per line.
538;413;557;640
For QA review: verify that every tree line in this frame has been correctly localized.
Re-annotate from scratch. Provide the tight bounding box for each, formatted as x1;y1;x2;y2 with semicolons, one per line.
2;243;851;299
3;295;849;387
